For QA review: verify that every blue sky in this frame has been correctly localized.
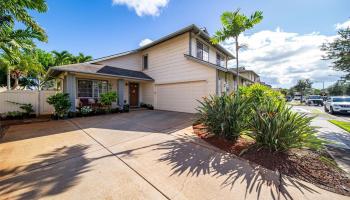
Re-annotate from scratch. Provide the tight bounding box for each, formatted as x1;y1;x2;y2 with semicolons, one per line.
32;0;350;88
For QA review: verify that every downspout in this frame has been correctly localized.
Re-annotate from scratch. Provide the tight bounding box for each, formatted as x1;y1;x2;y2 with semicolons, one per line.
235;36;239;95
189;32;192;56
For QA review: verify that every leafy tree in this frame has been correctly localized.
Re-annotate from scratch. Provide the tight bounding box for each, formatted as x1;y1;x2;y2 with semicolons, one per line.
294;79;312;103
321;28;350;77
0;51;43;89
344;83;350;95
0;0;48;89
211;9;263;91
0;0;48;41
327;82;344;96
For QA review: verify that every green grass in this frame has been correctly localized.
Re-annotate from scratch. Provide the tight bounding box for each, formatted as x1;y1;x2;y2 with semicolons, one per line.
329;120;350;133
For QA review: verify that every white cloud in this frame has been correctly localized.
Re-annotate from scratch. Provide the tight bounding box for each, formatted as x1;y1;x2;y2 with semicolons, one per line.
112;0;169;16
139;38;153;46
221;27;344;88
335;19;350;30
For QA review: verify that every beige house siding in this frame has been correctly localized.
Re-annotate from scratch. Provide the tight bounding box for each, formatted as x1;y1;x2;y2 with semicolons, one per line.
96;52;142;71
139;33;217;112
240;71;260;83
140;82;154;105
190;33;228;68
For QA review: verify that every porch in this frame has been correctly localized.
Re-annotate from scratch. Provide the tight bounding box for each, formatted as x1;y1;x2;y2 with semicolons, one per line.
47;64;154;112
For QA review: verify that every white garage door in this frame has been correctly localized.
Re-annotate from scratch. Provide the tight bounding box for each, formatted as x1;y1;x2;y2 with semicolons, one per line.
155;81;207;113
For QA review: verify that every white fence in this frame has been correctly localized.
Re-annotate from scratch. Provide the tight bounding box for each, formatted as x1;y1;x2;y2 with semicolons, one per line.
0;90;58;115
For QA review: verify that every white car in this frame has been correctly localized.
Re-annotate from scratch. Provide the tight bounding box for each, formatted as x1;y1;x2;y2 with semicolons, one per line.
324;96;350;114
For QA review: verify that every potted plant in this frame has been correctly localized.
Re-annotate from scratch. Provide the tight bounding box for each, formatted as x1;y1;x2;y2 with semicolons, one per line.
47;93;71;119
100;91;118;113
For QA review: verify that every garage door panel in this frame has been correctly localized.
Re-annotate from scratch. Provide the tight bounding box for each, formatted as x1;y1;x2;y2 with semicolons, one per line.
156;81;207;113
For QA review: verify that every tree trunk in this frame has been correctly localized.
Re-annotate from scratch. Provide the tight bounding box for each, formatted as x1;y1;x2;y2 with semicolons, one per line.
235;36;240;95
7;68;11;90
12;78;19;90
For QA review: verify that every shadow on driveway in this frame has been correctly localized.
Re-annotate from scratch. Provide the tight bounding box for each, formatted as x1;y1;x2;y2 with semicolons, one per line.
112;135;320;200
0;145;93;200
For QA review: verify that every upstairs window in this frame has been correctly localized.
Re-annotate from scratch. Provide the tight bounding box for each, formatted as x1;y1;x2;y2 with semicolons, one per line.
216;53;225;66
196;40;209;61
143;55;148;70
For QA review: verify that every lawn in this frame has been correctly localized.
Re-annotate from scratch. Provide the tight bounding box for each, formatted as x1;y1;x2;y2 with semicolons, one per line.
329;120;350;133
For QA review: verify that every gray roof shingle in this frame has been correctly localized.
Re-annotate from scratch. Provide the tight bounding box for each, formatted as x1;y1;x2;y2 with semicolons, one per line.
48;63;153;81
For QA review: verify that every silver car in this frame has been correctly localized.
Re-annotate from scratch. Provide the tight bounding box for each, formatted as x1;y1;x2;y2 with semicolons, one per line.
324;96;350;114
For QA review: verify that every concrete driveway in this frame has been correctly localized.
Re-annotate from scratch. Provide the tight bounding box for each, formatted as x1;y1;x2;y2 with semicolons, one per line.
0;110;347;200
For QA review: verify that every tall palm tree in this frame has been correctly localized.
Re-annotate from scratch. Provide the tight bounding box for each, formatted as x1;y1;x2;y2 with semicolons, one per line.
52;50;73;66
73;53;93;63
211;9;263;92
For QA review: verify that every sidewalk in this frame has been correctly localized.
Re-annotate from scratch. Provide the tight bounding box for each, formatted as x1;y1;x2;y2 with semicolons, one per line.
312;118;350;174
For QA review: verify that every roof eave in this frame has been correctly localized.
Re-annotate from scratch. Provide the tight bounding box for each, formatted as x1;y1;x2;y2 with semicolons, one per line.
47;67;154;81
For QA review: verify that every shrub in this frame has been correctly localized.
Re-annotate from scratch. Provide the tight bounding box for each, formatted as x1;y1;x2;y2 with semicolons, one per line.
123;104;130;112
197;94;249;141
239;83;284;106
20;103;35;117
6;111;23;120
7;101;35;118
247;101;325;152
100;91;118;112
47;93;71;118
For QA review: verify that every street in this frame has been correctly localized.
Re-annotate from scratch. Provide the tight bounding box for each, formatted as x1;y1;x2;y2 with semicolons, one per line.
291;105;350;174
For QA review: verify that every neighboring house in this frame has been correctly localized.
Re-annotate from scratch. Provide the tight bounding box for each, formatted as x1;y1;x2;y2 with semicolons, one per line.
47;24;260;113
237;67;260;86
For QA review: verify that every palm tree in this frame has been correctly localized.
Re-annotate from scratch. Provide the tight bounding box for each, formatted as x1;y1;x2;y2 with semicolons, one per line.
52;50;73;66
211;9;263;92
73;53;93;63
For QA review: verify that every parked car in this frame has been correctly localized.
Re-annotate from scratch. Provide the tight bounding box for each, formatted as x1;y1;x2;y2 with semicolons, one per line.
324;96;350;114
293;95;302;101
306;95;323;106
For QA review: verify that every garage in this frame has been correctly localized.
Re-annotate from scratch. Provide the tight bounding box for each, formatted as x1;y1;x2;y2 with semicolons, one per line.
155;81;207;113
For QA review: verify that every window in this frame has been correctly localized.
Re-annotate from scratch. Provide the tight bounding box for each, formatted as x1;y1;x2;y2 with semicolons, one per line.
196;40;209;61
78;80;108;98
216;53;225;66
143;55;148;70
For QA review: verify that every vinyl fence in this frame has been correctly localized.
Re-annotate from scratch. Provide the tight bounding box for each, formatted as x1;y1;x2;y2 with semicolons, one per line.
0;90;58;115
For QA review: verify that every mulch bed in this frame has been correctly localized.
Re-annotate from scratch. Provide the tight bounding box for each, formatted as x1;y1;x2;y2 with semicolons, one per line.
193;123;350;196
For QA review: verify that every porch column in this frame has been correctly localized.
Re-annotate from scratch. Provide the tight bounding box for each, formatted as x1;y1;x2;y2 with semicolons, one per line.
65;74;76;112
118;79;125;107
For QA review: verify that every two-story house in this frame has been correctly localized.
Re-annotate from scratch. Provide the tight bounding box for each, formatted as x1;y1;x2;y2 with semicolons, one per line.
47;24;257;113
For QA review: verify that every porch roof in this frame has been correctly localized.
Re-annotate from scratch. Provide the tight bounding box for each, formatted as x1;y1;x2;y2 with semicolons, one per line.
47;63;154;81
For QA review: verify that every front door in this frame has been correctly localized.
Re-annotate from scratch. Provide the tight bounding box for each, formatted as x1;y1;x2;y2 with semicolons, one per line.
129;82;139;107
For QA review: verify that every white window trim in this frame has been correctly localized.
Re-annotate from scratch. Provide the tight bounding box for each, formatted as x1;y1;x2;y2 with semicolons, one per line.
196;39;209;62
216;52;225;67
142;54;148;70
77;79;108;98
